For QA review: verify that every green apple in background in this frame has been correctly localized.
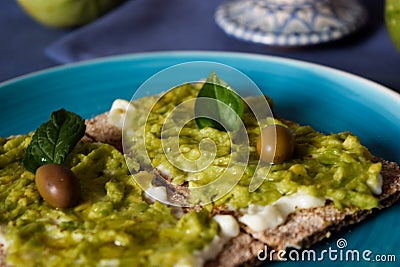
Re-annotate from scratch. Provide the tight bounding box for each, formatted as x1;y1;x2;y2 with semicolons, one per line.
16;0;126;28
386;0;400;52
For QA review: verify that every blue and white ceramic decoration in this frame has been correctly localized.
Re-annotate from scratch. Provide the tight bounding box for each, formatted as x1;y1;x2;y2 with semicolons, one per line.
215;0;367;46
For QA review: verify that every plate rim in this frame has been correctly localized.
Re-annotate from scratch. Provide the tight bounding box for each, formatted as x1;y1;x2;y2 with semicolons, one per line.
1;50;400;104
1;51;400;265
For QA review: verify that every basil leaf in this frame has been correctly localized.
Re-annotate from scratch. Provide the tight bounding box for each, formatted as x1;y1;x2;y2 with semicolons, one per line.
23;109;86;173
195;72;244;131
206;70;231;89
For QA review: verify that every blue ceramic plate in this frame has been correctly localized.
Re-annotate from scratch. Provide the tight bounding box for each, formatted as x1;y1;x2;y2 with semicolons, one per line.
1;52;399;266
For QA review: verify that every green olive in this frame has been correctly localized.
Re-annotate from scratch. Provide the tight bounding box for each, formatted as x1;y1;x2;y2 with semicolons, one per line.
257;124;295;164
35;164;80;208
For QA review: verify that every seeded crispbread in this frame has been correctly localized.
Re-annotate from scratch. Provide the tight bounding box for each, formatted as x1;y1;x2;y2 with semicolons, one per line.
205;159;400;266
4;114;398;267
85;113;400;267
85;112;122;151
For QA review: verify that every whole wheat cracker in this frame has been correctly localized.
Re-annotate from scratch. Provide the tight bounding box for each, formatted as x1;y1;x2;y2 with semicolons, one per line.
2;113;399;267
206;159;400;267
85;113;400;267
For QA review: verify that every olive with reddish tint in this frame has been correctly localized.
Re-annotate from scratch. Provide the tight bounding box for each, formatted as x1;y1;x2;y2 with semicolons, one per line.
257;124;295;164
35;164;80;208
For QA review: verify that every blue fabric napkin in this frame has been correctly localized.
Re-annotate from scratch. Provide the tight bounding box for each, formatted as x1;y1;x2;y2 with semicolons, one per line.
46;0;400;92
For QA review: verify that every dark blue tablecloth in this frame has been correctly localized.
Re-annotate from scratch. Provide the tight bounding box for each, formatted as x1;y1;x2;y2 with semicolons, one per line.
1;0;400;93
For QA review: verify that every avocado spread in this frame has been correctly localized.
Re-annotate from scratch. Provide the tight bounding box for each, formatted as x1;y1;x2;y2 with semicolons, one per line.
0;83;382;266
133;83;381;210
0;136;218;267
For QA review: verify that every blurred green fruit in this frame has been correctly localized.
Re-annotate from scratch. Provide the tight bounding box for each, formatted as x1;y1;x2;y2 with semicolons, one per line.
17;0;126;28
385;0;400;52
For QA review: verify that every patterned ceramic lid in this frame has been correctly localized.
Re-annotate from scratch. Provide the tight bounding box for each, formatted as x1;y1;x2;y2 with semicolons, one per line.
215;0;367;46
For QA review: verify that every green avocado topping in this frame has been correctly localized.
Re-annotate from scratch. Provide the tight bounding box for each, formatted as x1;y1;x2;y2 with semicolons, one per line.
0;81;383;266
140;83;381;209
0;138;218;267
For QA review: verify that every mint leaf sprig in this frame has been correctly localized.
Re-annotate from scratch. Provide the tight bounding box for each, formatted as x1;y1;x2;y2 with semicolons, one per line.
23;109;86;173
